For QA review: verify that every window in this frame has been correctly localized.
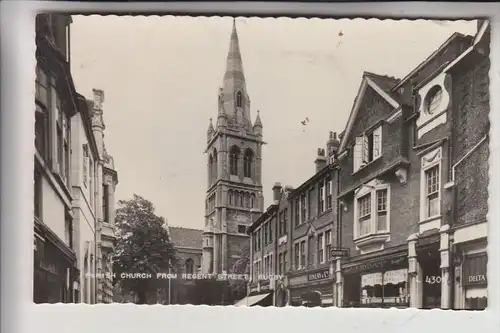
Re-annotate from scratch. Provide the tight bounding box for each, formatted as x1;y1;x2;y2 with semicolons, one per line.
300;194;307;223
300;241;306;268
239;192;243;207
236;91;243;108
63;113;70;187
425;165;440;218
278;211;283;235
294;243;300;269
65;214;73;248
257;229;261;250
425;86;443;115
229;146;240;176
325;230;331;262
283;208;288;234
243;149;254;178
353;125;382;172
185;259;194;274
250;193;256;208
35;66;50;160
358;194;372;237
294;199;300;227
318;182;325;213
269;220;273;243
326;178;332;210
269;254;273;275
307;236;313;267
212;149;218;181
283;251;287;272
317;233;324;264
264;256;268;276
102;184;109;222
89;157;94;206
208;154;214;184
238;225;246;234
278;253;283;275
83;144;89;186
308;188;314;218
228;190;233;205
56;94;64;175
34;170;42;219
376;189;388;231
264;223;268;245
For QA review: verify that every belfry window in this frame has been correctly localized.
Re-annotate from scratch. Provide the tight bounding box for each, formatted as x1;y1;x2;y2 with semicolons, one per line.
236;91;243;108
230;146;240;176
244;149;254;178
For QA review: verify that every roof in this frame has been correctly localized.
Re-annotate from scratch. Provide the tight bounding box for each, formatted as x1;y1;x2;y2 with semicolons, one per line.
168;227;203;249
364;72;401;102
247;204;278;233
392;32;472;91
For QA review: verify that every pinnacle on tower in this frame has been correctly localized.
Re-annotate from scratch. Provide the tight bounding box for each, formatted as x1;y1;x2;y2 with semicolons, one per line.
207;118;214;141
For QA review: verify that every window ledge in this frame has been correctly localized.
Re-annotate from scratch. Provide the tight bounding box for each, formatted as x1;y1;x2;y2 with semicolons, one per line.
418;215;442;225
354;232;390;248
352;155;383;175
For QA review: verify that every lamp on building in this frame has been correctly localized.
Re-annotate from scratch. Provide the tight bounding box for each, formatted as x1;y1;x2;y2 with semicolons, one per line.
452;251;464;266
339;200;348;212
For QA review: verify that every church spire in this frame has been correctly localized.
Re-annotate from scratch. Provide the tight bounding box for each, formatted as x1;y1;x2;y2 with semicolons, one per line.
221;19;252;130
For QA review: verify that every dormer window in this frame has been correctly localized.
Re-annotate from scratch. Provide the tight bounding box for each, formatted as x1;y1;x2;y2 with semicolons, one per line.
353;125;382;172
424;86;443;115
236;91;243;108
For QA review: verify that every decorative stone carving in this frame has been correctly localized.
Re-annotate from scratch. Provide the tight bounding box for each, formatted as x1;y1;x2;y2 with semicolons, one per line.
395;167;408;184
422;148;441;168
93;89;105;110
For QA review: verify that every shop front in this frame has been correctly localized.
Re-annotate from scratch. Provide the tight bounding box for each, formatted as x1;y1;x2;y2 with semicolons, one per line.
342;250;409;308
454;249;488;310
34;222;77;303
288;267;334;307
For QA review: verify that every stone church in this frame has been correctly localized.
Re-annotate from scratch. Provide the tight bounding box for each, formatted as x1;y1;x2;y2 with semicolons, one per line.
202;20;265;274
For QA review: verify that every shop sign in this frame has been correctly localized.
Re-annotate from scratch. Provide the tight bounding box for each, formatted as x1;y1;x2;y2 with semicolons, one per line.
343;255;406;275
330;247;349;258
307;269;330;282
462;253;487;287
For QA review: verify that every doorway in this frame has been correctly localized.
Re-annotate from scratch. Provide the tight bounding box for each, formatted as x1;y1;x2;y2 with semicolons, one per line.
419;248;441;309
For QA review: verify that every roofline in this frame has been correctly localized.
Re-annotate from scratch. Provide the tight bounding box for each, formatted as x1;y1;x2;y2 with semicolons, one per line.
338;75;400;153
247;204;278;233
288;163;337;199
392;32;466;91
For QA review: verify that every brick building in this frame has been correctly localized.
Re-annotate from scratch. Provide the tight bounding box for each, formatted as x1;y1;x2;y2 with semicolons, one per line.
202;20;264;275
244;132;340;307
33;14;118;304
334;21;489;310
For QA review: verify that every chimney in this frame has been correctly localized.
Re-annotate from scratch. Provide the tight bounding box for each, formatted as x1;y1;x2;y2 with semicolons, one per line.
314;148;327;173
326;132;340;160
272;182;282;204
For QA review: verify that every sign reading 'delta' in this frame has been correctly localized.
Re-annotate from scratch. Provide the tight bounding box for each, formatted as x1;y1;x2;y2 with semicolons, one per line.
462;253;487;286
307;268;330;282
330;247;349;258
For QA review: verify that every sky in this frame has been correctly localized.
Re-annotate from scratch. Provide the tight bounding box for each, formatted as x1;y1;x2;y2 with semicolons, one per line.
69;16;477;230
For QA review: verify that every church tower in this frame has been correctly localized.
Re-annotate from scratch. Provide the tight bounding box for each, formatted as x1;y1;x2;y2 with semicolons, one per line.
202;19;265;274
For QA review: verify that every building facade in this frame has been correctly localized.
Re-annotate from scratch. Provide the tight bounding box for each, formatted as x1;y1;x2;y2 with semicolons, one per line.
33;13;118;304
334;22;489;310
34;13;78;304
202;20;264;275
287;134;339;307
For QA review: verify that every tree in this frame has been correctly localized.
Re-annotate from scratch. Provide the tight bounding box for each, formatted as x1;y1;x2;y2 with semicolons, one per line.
112;194;176;304
229;246;250;301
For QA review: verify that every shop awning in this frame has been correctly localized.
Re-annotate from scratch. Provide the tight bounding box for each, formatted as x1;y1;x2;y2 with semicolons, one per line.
234;293;271;307
466;287;487;299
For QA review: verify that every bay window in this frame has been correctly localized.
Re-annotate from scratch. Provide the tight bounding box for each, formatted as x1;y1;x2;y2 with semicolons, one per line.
294;243;300;269
318;182;324;213
300;240;306;268
325;230;331;262
353;181;391;242
326;177;332;209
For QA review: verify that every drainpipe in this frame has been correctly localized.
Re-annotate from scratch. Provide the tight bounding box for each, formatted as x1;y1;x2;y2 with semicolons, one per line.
450;135;488;183
335;166;342;307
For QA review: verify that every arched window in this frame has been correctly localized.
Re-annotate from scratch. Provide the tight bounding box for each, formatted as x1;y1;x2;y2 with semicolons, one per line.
228;190;233;205
229;146;240;176
251;193;256;208
244;149;254;178
185;258;194;274
213;149;218;180
244;193;250;208
239;192;244;207
236;91;243;108
208;154;213;184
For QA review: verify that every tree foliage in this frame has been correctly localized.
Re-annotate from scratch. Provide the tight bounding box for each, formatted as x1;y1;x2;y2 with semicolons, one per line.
113;194;176;304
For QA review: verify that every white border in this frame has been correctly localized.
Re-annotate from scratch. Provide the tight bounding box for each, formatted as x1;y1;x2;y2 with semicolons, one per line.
0;2;499;333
